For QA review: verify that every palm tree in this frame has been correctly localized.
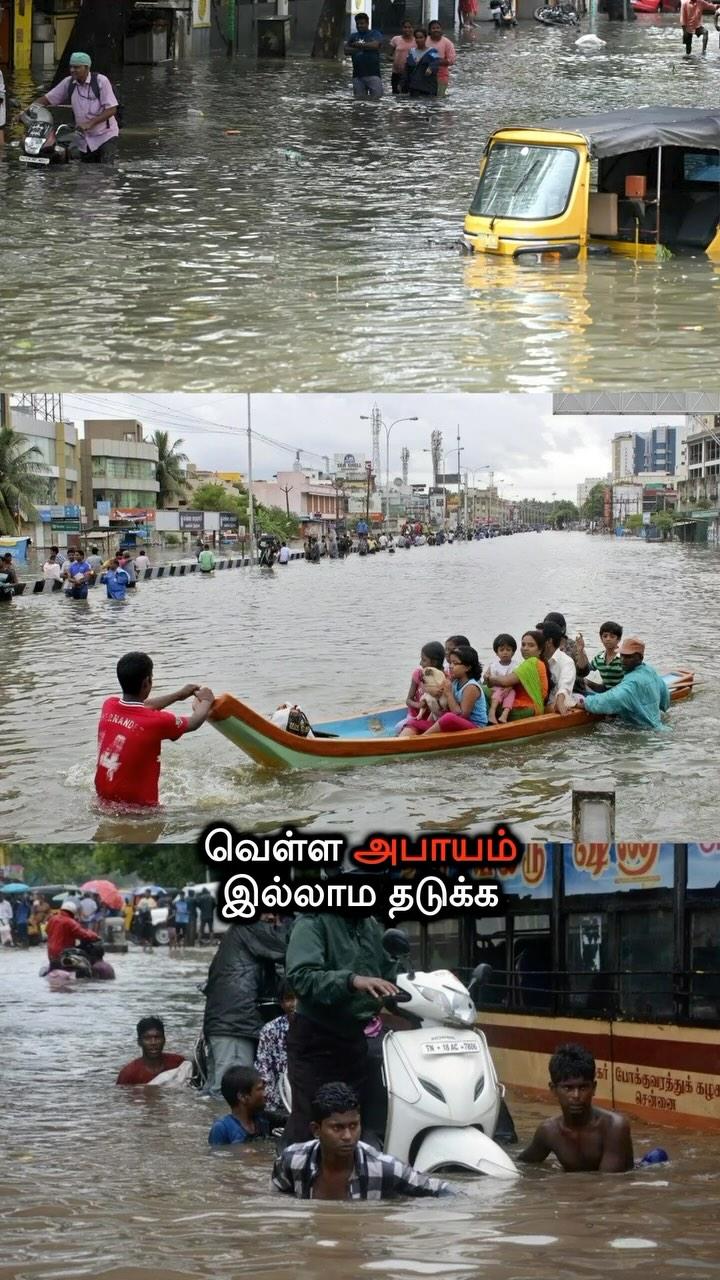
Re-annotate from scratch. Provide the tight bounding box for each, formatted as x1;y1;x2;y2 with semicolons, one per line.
0;426;44;534
146;430;189;509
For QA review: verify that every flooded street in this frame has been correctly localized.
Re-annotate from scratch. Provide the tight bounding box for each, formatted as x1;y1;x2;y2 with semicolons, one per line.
3;21;720;391
0;532;716;843
2;945;718;1280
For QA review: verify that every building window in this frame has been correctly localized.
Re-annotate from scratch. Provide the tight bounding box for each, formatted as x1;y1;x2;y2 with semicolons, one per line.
92;458;156;481
688;443;703;466
23;434;56;468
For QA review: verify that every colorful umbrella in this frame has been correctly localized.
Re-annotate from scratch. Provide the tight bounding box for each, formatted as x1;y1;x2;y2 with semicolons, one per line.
1;882;30;893
80;879;124;910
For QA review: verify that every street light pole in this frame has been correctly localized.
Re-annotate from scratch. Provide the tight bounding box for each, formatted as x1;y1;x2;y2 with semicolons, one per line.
246;392;255;565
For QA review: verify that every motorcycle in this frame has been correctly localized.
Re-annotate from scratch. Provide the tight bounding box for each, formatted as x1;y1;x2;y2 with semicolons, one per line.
534;1;579;22
18;103;82;166
490;0;518;26
280;930;518;1179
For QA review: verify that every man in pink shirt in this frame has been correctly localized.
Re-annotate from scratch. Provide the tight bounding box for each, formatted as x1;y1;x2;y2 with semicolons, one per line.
680;0;712;52
389;21;416;95
427;21;457;98
33;51;119;164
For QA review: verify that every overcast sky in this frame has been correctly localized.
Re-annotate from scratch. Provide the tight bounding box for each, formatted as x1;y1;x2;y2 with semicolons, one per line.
59;393;684;500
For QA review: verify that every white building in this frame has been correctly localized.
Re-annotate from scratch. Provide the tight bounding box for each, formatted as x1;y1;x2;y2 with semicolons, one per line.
576;476;609;509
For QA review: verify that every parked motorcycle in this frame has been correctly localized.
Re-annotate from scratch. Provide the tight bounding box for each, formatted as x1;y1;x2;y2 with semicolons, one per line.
534;1;579;23
18;103;82;166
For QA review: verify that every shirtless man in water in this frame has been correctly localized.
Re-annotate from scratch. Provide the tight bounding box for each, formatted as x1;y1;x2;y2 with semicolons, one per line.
518;1043;634;1173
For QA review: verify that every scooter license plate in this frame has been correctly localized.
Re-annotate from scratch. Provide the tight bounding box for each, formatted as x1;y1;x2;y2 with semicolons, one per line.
422;1040;480;1055
19;155;50;165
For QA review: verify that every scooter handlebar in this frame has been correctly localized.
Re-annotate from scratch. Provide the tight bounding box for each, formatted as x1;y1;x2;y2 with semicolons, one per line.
383;989;413;1008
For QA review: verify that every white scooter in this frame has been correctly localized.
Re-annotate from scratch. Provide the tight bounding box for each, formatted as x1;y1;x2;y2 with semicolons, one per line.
280;931;518;1180
380;930;518;1179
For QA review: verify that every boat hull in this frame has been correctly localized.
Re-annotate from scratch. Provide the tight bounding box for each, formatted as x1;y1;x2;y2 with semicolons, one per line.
209;673;694;771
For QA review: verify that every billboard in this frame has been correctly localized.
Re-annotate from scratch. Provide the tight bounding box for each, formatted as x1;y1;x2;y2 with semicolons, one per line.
563;843;675;894
179;511;204;532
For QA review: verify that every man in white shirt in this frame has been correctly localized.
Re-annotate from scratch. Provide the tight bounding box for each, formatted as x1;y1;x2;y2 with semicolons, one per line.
134;552;150;572
278;542;290;564
542;622;580;715
43;555;62;581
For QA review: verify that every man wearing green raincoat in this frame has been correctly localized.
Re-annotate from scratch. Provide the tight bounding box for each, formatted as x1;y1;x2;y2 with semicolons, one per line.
582;636;669;730
284;913;399;1143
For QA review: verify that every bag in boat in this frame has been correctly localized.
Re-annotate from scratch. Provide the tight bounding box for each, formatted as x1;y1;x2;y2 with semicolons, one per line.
270;704;315;738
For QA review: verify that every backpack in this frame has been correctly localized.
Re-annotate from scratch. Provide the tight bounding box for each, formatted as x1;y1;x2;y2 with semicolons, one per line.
65;71;123;129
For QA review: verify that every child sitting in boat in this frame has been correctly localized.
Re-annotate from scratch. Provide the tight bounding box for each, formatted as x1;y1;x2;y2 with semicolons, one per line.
400;645;488;736
395;641;446;734
486;634;521;725
444;635;471;676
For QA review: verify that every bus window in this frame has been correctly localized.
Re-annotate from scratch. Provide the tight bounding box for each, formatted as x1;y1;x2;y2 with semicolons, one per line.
618;910;674;1019
426;919;461;972
513;915;553;1012
690;909;720;1020
565;912;614;1016
474;916;508;1007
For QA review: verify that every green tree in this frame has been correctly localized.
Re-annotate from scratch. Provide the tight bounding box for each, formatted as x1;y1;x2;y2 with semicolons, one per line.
147;430;188;509
581;483;608;523
191;483;239;513
625;513;644;532
5;842;205;888
550;501;580;529
651;510;676;540
0;426;44;533
254;503;301;542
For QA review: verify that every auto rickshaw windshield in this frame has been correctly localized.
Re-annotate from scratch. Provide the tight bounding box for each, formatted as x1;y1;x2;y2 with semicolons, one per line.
470;142;580;220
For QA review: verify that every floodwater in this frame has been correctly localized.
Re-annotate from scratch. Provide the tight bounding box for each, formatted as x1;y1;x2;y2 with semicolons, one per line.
2;945;718;1280
0;532;717;843
3;20;720;391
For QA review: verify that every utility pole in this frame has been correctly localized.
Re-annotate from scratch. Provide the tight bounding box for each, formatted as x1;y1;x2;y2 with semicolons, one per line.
371;403;382;482
365;461;372;525
463;472;469;527
456;427;462;529
246;392;255;564
279;483;293;516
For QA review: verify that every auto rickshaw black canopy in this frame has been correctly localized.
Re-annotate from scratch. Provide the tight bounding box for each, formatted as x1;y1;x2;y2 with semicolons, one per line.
541;108;720;158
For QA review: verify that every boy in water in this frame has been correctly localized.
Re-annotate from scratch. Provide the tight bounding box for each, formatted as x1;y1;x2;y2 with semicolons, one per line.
209;1066;271;1145
518;1043;634;1172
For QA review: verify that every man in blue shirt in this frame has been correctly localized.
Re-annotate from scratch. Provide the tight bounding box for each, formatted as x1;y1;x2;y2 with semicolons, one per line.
101;558;130;600
63;548;93;600
208;1066;271;1145
345;13;384;99
582;636;670;730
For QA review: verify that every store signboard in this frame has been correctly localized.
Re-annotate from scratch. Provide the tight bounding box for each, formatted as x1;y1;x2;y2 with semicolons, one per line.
563;843;674;894
179;511;204;532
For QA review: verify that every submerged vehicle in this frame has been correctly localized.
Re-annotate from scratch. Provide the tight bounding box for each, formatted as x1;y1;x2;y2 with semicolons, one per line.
18;104;81;166
631;0;680;11
208;671;693;771
463;108;720;262
280;931;518;1178
534;1;578;22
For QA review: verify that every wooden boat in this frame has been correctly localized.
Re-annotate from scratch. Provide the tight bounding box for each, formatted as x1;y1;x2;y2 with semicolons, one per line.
209;671;694;771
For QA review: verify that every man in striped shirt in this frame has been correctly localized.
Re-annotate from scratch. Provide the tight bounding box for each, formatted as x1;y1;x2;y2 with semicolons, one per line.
576;621;625;691
272;1082;452;1200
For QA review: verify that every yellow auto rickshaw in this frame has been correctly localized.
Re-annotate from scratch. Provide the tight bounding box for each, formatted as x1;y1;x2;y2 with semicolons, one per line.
463;107;720;263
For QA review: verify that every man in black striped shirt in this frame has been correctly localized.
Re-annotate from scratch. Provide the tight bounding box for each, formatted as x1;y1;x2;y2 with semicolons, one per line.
272;1082;452;1200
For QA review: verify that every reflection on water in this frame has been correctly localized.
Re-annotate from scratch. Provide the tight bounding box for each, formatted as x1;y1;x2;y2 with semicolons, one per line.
2;947;718;1280
0;533;717;842
2;21;720;390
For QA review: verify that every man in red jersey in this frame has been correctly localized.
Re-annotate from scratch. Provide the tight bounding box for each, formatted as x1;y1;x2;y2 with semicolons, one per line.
46;899;100;968
116;1016;186;1085
95;651;214;808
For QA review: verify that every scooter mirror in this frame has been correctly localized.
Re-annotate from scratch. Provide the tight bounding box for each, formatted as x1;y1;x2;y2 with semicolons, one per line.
382;927;411;959
469;963;494;1006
